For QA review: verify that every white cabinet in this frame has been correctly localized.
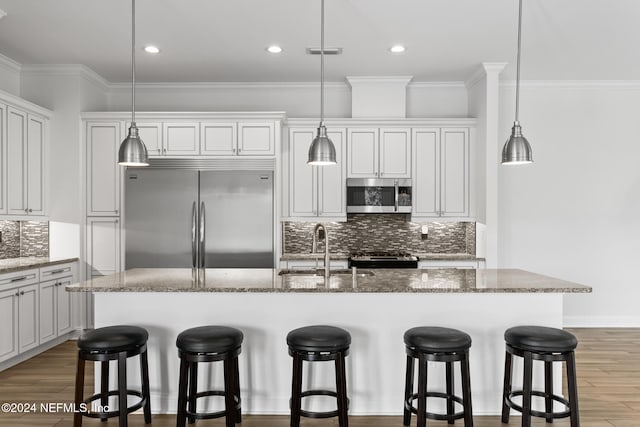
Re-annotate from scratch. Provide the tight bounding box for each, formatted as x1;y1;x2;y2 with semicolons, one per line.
17;283;39;353
163;122;200;156
347;127;411;178
86;121;122;216
0;103;5;215
288;127;346;219
0;269;40;362
39;263;76;343
6;108;47;216
86;217;121;277
412;128;470;219
200;121;275;156
129;122;162;156
0;287;19;361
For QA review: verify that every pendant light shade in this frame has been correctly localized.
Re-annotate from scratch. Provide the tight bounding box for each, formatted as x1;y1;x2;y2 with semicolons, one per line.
308;0;337;166
118;0;148;167
502;0;532;165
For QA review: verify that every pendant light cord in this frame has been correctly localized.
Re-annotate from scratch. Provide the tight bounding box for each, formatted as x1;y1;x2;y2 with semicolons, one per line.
320;0;325;125
131;0;136;124
515;0;522;123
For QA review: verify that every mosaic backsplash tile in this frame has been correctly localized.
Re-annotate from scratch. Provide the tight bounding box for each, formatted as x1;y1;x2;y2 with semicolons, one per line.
283;215;475;255
0;221;49;259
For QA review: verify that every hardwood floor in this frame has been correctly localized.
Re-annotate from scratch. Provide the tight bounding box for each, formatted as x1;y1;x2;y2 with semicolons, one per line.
0;328;638;427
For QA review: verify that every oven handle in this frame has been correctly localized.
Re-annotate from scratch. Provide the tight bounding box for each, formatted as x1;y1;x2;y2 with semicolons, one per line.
394;179;399;212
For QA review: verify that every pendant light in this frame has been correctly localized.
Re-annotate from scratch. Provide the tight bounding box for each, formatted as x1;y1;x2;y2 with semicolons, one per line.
502;0;533;165
307;0;337;165
118;0;149;166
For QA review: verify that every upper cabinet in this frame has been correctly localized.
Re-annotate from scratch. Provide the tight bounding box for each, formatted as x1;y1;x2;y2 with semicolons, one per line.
200;121;275;156
5;101;49;217
86;121;123;216
288;127;346;220
129;122;162;156
347;127;411;178
412;127;470;219
163;122;200;156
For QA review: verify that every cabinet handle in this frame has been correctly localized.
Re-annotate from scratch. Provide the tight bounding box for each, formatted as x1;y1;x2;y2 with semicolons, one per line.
50;269;66;275
15;292;19;297
28;209;33;213
115;219;119;223
10;276;27;283
163;148;166;154
24;208;28;213
157;148;161;154
115;209;119;214
20;291;24;296
238;148;241;153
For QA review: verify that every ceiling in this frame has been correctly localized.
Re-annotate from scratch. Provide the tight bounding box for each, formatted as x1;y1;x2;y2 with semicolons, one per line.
0;0;638;83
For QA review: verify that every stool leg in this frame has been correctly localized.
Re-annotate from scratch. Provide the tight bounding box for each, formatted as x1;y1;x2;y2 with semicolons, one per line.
544;361;553;423
566;352;580;427
521;351;533;427
446;360;455;424
223;357;236;427
100;361;109;422
416;353;428;427
290;352;303;427
461;351;474;427
187;361;198;424
140;349;152;424
335;351;349;427
233;355;242;423
501;350;513;423
403;355;414;426
74;352;85;427
176;357;189;427
117;351;128;427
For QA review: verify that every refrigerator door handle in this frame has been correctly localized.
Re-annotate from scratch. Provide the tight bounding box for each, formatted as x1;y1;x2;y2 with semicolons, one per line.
199;201;206;268
191;201;197;268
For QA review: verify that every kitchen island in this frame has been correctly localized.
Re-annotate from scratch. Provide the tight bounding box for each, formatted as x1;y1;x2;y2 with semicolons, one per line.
67;268;590;416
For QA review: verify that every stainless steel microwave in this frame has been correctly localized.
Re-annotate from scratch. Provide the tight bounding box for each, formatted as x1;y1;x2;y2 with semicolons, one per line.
346;178;412;213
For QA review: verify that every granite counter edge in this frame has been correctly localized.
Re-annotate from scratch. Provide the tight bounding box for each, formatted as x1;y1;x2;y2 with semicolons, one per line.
0;257;79;274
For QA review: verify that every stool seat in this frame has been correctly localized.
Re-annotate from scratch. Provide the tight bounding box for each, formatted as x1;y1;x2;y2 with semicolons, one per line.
505;325;577;353
176;326;243;354
404;326;472;353
287;325;351;352
78;325;148;353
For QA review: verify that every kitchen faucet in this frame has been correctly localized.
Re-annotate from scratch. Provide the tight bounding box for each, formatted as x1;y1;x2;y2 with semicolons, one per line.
311;223;330;279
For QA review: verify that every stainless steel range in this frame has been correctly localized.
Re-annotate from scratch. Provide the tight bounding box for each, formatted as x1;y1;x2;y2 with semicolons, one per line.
348;251;419;269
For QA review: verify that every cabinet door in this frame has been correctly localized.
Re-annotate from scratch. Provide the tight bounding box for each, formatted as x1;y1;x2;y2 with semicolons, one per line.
318;129;347;217
379;128;411;178
7;107;27;215
347;128;378;177
201;122;237;156
87;121;122;216
18;284;39;353
56;276;73;335
163;123;200;155
86;217;121;277
0;288;19;362
441;128;469;217
0;104;6;215
238;122;275;155
288;128;317;217
412;128;440;217
26;114;46;215
130;122;162;157
38;279;56;344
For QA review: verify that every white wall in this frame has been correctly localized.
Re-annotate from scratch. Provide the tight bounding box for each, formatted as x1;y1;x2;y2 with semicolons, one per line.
498;82;640;326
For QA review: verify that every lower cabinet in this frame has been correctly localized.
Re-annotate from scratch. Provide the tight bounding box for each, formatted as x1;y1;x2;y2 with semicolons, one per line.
86;217;121;277
39;276;74;344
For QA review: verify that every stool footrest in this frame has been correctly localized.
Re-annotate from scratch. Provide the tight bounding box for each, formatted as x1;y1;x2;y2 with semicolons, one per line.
405;391;465;422
82;390;146;419
290;389;350;419
185;390;241;420
506;390;572;419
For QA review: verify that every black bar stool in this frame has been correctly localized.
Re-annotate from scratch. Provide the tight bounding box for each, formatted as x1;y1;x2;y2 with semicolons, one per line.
176;326;243;427
502;325;579;427
73;325;151;427
287;325;350;427
403;326;473;427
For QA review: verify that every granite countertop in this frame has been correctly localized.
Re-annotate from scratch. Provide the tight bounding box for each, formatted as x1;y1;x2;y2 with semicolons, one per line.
280;253;485;262
0;257;79;274
66;268;592;294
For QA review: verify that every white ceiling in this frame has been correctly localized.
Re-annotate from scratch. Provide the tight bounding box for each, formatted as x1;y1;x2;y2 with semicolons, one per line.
0;0;638;83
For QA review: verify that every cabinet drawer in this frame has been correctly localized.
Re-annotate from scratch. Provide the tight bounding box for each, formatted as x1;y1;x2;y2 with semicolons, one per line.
40;263;75;282
0;269;39;289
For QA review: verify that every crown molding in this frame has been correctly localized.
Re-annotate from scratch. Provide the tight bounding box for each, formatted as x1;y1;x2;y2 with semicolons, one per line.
500;80;640;89
20;64;110;91
345;76;413;87
108;81;350;90
0;52;21;73
465;63;507;89
409;81;466;89
0;87;53;117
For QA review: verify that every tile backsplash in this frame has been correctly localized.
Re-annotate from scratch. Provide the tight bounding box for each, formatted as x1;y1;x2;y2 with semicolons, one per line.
283;215;475;255
0;221;49;259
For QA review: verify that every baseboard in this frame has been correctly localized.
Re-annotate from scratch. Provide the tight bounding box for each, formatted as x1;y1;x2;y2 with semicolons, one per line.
564;315;640;327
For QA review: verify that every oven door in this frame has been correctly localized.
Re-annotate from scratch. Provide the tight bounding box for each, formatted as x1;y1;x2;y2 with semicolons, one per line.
346;178;412;213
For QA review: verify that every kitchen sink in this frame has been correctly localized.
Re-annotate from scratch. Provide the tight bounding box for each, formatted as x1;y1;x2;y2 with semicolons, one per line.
278;269;375;277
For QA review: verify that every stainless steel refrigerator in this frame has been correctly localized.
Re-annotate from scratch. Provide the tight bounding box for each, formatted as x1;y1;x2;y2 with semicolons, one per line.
125;168;274;268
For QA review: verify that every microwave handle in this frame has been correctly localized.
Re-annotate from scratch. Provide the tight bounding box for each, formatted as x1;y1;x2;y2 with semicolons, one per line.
394;179;399;212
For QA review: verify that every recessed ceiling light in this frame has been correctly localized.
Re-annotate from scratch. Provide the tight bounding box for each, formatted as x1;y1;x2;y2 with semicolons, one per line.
144;45;160;54
267;45;283;54
0;9;6;20
390;45;406;53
